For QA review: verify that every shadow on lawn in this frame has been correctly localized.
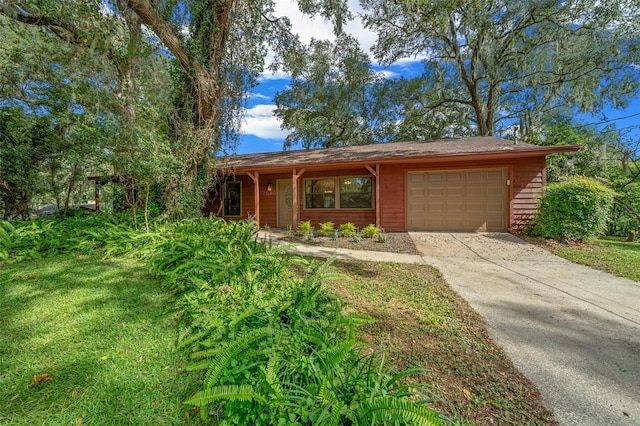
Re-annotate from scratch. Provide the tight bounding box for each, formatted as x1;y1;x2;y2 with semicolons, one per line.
0;256;196;425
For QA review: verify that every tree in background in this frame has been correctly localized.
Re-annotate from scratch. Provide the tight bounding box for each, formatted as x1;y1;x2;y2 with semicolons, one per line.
120;0;302;216
0;11;119;217
361;0;639;139
274;35;388;149
1;1;178;219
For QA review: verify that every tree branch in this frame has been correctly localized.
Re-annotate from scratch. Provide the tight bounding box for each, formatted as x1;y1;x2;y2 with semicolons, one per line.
124;0;191;71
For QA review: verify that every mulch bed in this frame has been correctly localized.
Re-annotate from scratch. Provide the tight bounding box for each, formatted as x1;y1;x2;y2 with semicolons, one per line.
276;232;420;255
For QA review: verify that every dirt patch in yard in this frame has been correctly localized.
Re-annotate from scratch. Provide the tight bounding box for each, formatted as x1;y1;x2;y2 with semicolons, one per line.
326;260;557;425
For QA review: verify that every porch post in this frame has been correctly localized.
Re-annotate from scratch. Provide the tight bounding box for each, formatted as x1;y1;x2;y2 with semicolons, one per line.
247;171;260;227
292;168;306;230
365;164;381;228
94;181;101;212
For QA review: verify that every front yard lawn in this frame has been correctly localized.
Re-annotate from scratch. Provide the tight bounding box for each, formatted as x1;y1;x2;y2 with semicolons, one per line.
1;252;555;425
0;255;202;425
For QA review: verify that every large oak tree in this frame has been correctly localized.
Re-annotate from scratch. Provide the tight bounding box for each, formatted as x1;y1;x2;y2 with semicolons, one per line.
361;0;640;139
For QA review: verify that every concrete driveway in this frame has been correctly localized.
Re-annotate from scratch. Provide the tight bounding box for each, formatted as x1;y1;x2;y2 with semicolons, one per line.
410;232;640;426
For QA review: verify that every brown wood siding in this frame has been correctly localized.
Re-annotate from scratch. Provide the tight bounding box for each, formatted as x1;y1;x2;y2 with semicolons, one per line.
202;175;255;222
511;157;545;232
258;174;289;227
207;155;549;232
379;165;406;232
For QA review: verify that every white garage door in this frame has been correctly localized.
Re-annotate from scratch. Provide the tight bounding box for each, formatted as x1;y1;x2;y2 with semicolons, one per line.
408;168;508;232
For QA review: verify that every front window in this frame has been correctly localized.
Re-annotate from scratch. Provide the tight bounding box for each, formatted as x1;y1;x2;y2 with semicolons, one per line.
305;179;335;208
223;181;241;216
340;177;373;208
304;176;373;209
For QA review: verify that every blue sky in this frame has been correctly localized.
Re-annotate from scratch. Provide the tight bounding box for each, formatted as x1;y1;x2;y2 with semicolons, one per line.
235;1;640;155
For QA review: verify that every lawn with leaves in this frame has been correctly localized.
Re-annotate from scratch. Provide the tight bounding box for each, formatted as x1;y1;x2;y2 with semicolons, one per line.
326;261;556;425
0;255;202;425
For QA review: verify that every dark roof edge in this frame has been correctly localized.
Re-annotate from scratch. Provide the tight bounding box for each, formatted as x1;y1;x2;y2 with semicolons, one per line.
218;144;581;173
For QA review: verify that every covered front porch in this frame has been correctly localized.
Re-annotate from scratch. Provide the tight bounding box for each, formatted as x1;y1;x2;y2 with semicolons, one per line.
204;164;382;230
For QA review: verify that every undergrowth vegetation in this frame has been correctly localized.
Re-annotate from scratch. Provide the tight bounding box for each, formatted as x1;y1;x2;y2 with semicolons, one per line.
0;215;443;425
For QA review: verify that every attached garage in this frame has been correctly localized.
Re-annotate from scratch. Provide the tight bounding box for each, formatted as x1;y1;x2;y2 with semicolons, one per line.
407;168;508;232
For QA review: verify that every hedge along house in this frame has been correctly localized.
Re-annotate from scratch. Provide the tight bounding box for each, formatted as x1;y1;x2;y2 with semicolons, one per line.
204;137;580;233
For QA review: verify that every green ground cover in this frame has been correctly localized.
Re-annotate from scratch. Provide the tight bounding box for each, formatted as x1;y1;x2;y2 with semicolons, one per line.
1;217;559;425
537;237;640;282
0;255;202;425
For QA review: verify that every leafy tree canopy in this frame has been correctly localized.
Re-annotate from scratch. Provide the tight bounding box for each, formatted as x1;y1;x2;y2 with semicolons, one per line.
361;0;640;139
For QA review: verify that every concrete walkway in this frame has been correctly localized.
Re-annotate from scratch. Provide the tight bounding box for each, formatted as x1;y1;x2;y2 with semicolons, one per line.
279;232;640;426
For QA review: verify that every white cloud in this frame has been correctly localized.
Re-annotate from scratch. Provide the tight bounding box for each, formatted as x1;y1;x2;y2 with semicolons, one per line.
248;92;272;100
379;70;401;79
259;69;291;81
273;0;377;57
240;104;290;139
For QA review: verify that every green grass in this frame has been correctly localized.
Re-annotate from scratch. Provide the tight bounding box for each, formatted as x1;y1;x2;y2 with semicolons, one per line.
327;261;556;425
0;255;202;425
551;238;640;282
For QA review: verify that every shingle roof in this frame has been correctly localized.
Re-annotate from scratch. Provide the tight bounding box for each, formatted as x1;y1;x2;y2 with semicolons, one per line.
218;136;579;171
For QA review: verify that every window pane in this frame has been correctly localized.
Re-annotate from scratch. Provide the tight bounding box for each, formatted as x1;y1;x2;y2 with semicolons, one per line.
340;177;373;208
224;182;241;216
305;179;335;208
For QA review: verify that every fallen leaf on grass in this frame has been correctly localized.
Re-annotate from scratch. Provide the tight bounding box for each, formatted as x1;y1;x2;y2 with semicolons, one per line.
10;394;19;401
77;418;84;425
462;388;471;401
100;356;108;361
31;373;53;387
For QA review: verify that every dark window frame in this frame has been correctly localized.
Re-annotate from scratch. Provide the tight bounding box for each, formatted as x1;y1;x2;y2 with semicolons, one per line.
223;181;242;216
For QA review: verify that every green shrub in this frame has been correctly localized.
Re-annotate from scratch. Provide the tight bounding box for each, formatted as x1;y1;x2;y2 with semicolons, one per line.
318;221;335;237
0;220;14;260
377;229;388;243
530;177;616;241
608;181;640;237
361;224;380;238
338;222;356;237
296;220;312;237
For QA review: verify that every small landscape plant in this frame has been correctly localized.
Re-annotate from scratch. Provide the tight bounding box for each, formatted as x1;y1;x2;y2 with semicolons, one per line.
318;221;335;237
339;222;357;237
361;223;380;238
297;220;312;237
352;232;362;243
377;229;388;243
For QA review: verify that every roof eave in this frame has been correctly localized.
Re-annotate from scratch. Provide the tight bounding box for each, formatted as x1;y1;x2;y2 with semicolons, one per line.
220;145;582;174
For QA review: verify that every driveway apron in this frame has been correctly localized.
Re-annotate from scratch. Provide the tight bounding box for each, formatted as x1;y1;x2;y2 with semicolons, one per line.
409;232;640;426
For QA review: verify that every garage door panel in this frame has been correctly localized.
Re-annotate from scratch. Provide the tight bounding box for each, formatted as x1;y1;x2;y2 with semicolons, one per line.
408;168;508;232
446;172;464;182
446;187;464;197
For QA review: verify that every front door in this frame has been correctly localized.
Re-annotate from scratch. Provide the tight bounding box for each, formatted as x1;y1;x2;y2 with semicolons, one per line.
277;179;294;228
